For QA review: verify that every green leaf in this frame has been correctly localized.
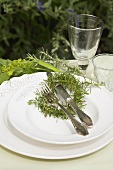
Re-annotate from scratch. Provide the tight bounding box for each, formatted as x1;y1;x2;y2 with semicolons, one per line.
43;0;52;8
0;58;11;66
12;67;24;77
0;73;10;84
38;60;60;72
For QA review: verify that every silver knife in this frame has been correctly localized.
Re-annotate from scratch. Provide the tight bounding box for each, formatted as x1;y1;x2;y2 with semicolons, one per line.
55;84;93;127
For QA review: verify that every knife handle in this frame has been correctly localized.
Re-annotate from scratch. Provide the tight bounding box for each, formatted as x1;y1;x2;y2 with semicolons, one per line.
58;103;88;136
67;98;93;127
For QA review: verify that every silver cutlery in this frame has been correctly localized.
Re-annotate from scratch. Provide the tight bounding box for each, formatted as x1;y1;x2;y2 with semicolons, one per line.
55;84;93;127
41;83;89;136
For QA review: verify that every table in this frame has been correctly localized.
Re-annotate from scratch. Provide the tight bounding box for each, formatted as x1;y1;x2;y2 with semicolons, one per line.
1;60;113;170
1;142;113;170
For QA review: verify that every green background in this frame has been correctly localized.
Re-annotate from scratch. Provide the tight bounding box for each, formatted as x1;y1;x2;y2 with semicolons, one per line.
0;0;113;60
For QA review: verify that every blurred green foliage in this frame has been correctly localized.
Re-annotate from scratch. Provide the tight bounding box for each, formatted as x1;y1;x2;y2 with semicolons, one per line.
0;0;113;60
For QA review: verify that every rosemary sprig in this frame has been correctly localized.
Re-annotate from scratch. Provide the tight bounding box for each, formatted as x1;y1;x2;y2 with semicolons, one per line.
28;71;98;120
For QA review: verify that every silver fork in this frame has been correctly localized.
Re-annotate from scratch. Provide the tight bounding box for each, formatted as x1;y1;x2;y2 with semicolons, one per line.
41;84;89;136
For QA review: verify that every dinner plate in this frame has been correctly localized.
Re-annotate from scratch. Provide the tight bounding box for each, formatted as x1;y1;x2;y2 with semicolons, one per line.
0;72;113;159
7;72;113;144
3;107;113;159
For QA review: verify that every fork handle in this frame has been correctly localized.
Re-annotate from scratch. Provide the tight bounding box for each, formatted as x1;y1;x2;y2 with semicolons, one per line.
58;103;88;136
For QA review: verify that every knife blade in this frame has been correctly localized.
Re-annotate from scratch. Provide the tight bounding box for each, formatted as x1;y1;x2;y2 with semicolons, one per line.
55;84;93;127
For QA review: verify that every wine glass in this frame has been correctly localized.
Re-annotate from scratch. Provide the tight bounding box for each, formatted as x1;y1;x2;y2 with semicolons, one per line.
68;14;103;74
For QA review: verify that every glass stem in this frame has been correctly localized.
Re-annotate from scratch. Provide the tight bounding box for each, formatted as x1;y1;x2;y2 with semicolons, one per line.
78;59;89;75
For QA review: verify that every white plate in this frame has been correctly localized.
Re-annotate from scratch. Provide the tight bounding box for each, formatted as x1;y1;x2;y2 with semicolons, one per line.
0;72;113;159
7;72;113;144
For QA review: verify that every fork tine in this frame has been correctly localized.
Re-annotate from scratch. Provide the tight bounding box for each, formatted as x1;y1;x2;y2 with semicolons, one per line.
41;83;57;102
41;83;51;99
42;83;52;95
41;86;45;93
44;83;51;92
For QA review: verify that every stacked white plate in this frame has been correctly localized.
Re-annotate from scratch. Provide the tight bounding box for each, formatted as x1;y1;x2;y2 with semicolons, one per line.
1;72;113;159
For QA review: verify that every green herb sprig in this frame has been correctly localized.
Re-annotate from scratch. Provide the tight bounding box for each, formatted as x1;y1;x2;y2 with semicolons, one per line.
0;53;60;85
28;71;98;120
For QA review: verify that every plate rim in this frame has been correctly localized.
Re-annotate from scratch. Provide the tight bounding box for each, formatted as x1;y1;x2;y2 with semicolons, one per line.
1;107;113;159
